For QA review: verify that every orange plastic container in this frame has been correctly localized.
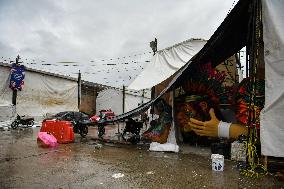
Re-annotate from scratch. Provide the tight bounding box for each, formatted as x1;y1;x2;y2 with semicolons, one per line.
40;120;74;143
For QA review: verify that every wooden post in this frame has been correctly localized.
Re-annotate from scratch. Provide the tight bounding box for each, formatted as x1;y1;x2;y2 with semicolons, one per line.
12;90;17;105
78;70;81;110
93;87;98;114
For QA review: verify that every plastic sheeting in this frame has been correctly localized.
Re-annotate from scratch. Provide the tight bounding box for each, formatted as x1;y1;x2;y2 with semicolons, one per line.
0;66;13;106
0;65;78;120
261;0;284;157
96;88;150;115
16;71;78;119
0;66;15;122
128;38;206;90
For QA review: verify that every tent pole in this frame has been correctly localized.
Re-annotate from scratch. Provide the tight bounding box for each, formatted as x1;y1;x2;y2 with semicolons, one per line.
141;89;145;104
172;86;183;143
78;70;81;110
150;86;155;120
246;47;249;78
11;55;20;106
122;85;125;113
12;90;17;105
118;85;126;138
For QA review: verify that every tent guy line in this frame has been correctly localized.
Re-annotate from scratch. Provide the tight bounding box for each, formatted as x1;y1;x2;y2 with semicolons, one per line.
0;51;152;65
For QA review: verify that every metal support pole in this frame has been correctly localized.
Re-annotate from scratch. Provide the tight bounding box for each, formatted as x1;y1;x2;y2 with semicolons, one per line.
116;121;121;137
78;70;81;110
150;86;155;120
122;85;125;113
141;89;145;104
12;90;17;105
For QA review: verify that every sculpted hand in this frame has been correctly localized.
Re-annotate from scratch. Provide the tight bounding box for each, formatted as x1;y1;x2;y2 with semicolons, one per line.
189;108;220;137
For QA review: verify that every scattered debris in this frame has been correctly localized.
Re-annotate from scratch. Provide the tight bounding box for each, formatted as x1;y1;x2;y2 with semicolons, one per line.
192;170;198;177
139;152;143;158
112;173;125;179
94;143;103;149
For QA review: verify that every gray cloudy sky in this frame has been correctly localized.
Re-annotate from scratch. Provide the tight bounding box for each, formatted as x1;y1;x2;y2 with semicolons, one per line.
0;0;238;87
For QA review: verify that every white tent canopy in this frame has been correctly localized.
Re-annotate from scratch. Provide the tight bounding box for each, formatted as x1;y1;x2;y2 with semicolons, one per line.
260;0;284;157
127;38;207;90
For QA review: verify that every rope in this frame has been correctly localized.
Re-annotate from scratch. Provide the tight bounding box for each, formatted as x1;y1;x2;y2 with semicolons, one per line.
240;0;267;178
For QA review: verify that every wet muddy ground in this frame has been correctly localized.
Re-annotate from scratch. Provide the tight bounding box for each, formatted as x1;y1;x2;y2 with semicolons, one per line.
0;126;283;189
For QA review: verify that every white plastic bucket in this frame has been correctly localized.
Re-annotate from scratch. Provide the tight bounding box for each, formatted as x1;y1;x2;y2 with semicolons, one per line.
211;154;224;171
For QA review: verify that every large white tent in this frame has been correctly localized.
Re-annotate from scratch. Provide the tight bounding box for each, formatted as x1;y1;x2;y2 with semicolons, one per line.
127;38;207;90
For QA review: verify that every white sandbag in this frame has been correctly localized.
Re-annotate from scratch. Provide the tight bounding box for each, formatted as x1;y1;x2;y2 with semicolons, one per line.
149;142;179;153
